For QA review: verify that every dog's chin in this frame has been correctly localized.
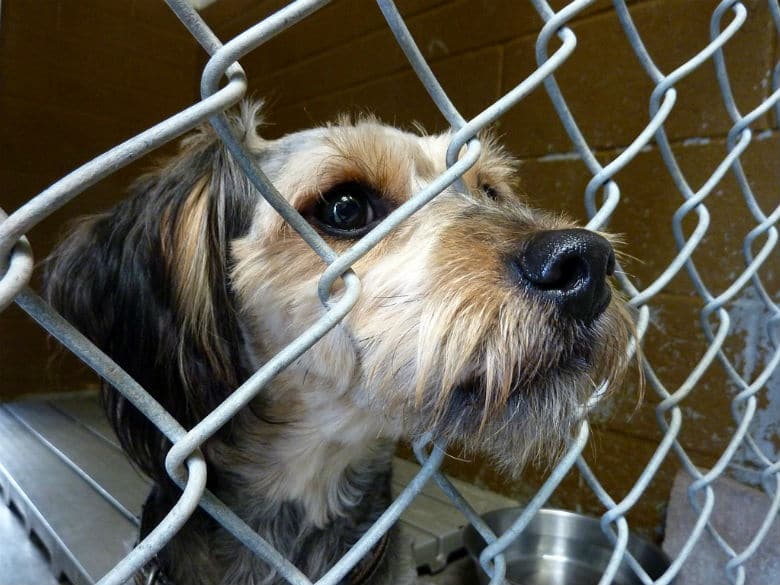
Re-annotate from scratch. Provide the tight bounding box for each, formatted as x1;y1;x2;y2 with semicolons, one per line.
405;363;597;473
385;298;634;472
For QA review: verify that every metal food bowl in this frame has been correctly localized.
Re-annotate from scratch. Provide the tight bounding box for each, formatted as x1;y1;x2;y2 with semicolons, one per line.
463;508;672;585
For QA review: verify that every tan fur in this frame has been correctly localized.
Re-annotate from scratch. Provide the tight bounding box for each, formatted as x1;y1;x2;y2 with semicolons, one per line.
160;175;234;385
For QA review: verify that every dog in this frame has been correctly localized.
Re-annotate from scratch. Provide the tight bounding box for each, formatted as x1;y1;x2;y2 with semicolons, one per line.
44;102;633;585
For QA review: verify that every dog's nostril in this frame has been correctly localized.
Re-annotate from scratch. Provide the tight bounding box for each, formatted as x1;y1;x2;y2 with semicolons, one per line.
516;228;615;324
532;254;588;292
606;250;616;277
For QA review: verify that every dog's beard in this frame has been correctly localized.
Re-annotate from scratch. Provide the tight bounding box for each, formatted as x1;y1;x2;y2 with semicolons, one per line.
331;211;636;472
355;280;632;472
417;306;632;472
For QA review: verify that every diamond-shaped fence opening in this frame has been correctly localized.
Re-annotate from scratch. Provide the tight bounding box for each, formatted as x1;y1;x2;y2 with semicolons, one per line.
0;1;779;584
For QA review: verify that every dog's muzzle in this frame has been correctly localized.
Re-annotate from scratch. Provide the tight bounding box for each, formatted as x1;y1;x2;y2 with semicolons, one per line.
515;228;615;324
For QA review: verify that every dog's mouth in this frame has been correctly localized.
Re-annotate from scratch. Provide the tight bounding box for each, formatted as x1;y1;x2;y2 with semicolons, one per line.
405;305;631;464
415;307;609;427
453;352;593;400
424;356;595;447
443;340;594;413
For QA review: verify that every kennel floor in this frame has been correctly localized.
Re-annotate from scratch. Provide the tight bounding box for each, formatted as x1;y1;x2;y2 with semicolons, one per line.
0;391;515;585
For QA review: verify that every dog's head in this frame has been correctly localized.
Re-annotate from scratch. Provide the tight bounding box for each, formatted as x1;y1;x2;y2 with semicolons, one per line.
45;103;633;480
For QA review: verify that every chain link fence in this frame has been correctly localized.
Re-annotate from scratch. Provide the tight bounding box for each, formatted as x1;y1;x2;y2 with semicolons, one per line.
1;0;779;584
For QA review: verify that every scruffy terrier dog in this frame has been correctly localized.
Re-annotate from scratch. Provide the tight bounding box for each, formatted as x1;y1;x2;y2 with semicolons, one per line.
45;103;632;585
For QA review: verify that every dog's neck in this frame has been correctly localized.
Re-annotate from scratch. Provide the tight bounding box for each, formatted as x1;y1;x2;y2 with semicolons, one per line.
146;435;403;585
209;372;398;527
183;377;403;584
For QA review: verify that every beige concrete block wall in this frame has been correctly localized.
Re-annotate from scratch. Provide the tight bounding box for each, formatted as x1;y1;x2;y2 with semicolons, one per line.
2;0;777;539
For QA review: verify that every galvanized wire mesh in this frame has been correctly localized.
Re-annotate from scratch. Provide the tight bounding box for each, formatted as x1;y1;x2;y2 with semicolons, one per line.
0;0;779;584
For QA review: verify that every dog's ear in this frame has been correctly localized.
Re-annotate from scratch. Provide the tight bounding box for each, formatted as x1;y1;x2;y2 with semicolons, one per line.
44;104;265;482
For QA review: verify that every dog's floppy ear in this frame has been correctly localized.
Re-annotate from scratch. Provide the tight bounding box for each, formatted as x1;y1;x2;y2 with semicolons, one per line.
44;104;265;482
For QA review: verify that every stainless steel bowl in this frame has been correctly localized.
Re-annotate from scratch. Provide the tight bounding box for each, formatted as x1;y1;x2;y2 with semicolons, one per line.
463;508;672;585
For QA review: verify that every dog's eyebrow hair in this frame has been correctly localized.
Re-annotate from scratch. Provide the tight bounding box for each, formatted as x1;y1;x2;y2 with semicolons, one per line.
457;135;520;198
318;123;437;201
408;142;436;180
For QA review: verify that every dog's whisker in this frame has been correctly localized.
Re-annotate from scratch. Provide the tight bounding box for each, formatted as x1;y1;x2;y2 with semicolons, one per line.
441;450;473;464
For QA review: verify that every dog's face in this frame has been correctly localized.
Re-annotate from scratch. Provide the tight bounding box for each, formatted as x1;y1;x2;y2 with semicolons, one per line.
227;114;632;466
46;105;632;483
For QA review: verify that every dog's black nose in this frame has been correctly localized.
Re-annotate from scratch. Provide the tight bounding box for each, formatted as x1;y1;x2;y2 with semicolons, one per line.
516;228;615;323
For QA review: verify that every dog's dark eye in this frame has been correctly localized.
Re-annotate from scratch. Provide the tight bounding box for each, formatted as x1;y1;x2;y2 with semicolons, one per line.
310;182;382;237
327;194;371;229
482;183;500;200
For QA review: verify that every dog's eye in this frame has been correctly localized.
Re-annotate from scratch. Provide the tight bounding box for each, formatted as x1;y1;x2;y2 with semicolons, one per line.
328;194;371;229
481;183;500;200
310;183;381;237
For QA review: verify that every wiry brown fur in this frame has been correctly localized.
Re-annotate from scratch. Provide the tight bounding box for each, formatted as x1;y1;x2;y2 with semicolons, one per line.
44;102;635;585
